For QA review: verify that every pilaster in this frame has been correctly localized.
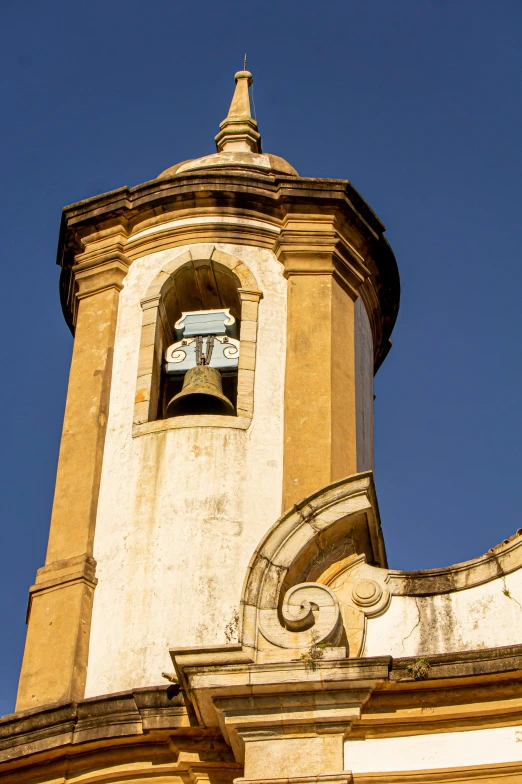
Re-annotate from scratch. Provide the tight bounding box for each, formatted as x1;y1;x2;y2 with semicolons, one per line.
276;219;371;511
16;254;129;711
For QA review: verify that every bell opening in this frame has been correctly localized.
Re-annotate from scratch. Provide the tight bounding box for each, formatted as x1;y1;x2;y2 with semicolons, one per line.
155;258;241;421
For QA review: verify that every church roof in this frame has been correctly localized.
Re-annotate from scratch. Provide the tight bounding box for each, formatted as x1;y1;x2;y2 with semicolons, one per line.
157;67;299;179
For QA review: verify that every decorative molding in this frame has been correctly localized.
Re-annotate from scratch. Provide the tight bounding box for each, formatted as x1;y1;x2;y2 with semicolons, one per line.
352;579;383;608
239;472;386;661
387;531;522;596
8;686;185;745
315;555;391;658
129;215;280;244
274;217;371;302
133;414;252;437
57;173;400;374
27;554;97;623
258;583;342;650
74;253;130;300
169;641;522;779
4;649;522;782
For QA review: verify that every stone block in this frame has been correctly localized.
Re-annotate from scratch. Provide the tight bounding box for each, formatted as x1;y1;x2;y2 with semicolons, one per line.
140;322;158;349
240;320;257;343
143;272;170;300
240;300;259;322
238;368;255;393
161;249;193;276
137;343;156;377
238;341;256;371
133;400;150;425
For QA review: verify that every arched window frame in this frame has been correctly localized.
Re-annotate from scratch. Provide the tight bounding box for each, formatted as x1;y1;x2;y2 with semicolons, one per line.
133;245;262;435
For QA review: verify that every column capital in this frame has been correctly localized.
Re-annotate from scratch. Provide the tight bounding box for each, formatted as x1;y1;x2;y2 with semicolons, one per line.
275;221;370;300
26;554;97;623
74;251;130;300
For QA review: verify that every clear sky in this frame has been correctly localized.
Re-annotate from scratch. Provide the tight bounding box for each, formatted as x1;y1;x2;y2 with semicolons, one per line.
1;0;521;715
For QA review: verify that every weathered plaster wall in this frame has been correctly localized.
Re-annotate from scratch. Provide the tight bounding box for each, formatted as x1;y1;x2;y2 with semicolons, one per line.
364;568;522;658
354;297;374;472
345;724;522;773
85;242;287;697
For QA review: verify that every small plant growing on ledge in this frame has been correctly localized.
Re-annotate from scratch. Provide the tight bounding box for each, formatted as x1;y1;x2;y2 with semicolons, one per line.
300;634;332;671
407;657;431;681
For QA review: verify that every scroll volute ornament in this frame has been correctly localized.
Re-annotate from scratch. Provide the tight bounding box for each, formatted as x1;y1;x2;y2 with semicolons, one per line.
239;473;387;661
317;554;391;658
255;559;390;660
258;582;343;651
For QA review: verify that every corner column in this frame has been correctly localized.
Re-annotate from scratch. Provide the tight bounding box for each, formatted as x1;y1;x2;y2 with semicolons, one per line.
16;254;129;711
278;224;370;511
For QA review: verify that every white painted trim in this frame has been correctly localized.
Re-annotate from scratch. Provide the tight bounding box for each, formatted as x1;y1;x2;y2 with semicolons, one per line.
345;724;522;773
131;215;281;242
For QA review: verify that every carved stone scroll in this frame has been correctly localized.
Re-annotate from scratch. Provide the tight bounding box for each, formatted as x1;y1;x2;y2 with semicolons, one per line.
258;583;342;649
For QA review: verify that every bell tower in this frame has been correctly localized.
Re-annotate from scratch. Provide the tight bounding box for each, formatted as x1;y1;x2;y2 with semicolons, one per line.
15;66;399;712
5;65;522;784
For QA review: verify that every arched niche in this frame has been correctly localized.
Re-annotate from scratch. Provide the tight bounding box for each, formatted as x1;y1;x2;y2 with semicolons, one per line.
133;245;262;433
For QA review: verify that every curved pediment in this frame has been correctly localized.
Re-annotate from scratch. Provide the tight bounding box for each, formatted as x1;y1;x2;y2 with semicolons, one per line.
239;471;387;661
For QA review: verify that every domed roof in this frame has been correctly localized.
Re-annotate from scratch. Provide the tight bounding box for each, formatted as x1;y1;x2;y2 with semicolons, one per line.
157;68;298;179
158;151;298;178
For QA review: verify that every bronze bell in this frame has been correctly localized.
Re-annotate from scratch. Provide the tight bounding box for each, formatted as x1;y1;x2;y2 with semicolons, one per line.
166;365;235;417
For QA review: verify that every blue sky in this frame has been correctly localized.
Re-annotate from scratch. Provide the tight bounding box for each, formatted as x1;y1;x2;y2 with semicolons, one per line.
1;0;521;714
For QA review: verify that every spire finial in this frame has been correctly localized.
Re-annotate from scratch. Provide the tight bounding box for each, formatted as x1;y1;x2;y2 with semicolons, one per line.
214;65;262;154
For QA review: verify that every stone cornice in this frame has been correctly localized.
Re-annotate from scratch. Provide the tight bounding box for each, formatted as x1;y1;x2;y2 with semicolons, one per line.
0;687;189;764
56;174;385;234
2;648;522;772
387;530;522;596
169;643;522;759
75;254;129;299
274;218;371;301
57;170;399;372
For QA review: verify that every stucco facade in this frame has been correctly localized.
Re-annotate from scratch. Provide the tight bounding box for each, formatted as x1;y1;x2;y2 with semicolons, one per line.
2;67;521;784
85;241;288;695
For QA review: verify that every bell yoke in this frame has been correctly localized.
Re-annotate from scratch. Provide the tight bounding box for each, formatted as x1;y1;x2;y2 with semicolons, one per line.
165;308;239;416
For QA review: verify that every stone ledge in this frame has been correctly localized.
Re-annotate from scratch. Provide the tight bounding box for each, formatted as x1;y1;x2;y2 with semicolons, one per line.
391;643;522;683
31;554;97;593
3;647;522;768
172;642;522;740
0;686;187;764
133;414;252;437
26;554;97;623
